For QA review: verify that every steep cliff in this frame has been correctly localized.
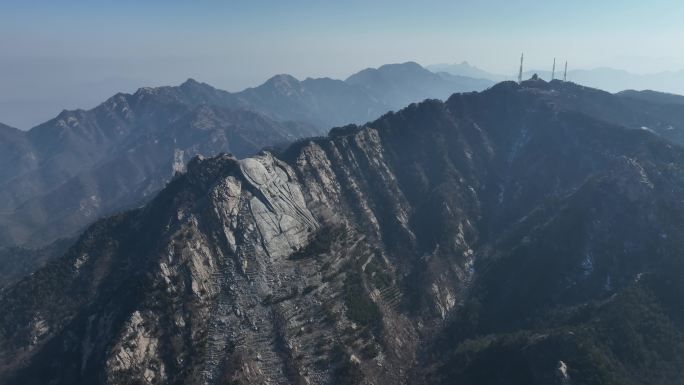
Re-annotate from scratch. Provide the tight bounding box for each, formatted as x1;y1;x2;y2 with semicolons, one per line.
0;62;493;252
3;80;684;384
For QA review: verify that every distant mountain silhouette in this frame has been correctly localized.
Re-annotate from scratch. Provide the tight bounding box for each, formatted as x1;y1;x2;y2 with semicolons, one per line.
428;61;509;81
432;61;684;95
233;74;386;129
347;61;493;108
617;89;684;106
520;67;684;95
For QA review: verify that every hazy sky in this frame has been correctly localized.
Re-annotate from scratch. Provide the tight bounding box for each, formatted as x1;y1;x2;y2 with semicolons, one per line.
2;0;684;128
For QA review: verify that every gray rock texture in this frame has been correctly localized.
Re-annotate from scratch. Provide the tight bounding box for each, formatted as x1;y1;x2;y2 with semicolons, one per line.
3;80;684;385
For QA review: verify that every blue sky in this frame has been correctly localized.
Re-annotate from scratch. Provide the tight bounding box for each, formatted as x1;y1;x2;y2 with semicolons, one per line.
1;0;683;128
4;0;683;75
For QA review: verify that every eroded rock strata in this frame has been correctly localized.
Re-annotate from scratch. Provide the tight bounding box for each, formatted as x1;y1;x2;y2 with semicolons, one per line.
3;80;684;384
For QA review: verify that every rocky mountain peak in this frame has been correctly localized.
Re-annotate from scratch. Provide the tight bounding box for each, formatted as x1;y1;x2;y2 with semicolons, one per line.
4;80;684;384
185;153;238;187
346;61;428;83
0;62;501;260
181;78;202;87
520;73;548;88
378;61;424;72
261;74;302;93
133;85;160;98
179;78;216;93
49;109;88;130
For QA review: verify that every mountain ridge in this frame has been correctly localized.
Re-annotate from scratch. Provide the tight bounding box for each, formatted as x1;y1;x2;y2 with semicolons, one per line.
0;62;496;286
617;89;684;106
427;61;508;81
431;61;684;96
3;79;684;384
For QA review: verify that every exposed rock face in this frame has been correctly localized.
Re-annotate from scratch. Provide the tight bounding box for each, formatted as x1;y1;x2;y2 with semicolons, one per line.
0;96;321;249
237;155;317;257
3;80;684;385
0;62;495;286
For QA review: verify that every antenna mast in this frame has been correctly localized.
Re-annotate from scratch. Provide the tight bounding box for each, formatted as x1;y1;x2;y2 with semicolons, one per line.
552;58;556;80
518;53;524;83
563;61;568;82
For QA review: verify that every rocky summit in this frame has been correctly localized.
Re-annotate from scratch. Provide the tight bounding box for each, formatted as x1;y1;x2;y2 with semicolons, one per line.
2;80;684;385
0;62;493;267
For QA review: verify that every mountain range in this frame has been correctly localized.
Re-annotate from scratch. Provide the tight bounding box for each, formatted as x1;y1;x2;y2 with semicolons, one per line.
428;61;510;82
2;78;684;384
431;61;684;95
0;62;494;262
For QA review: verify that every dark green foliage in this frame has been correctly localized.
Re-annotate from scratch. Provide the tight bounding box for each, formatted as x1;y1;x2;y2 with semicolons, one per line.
343;268;380;327
288;226;343;261
0;238;73;288
334;360;365;385
431;279;684;385
302;284;318;295
330;342;365;385
362;343;379;359
363;253;392;290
